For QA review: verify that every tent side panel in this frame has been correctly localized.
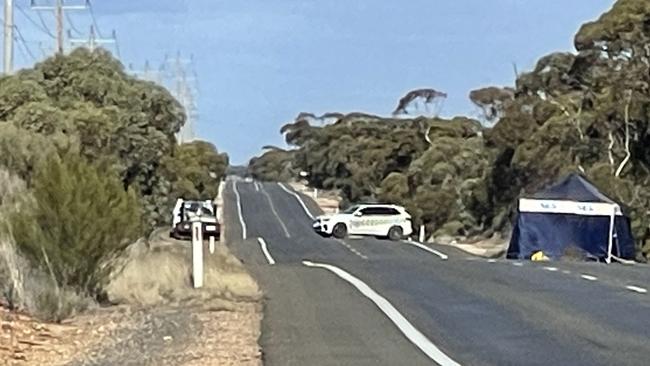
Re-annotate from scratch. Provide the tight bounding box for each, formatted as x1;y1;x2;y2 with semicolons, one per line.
507;219;522;259
510;213;610;259
614;216;636;259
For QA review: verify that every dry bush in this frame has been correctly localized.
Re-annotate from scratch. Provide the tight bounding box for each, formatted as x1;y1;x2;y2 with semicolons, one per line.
0;169;30;310
11;153;143;298
0;168;94;321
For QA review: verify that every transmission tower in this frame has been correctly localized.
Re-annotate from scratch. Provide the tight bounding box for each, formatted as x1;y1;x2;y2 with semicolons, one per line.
30;0;88;54
67;25;118;54
163;52;198;145
131;60;163;84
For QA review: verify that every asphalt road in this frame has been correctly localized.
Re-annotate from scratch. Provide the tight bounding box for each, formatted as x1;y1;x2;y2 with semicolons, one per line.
223;178;650;366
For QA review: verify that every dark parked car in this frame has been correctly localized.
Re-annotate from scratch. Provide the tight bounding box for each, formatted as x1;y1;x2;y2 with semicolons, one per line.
170;199;220;241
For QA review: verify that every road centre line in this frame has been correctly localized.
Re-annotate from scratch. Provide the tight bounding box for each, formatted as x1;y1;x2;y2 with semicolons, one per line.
302;260;461;366
543;266;558;272
335;239;368;260
278;183;315;219
260;185;291;238
580;274;598;281
626;285;648;294
257;237;276;265
402;240;448;260
254;181;260;191
233;180;248;240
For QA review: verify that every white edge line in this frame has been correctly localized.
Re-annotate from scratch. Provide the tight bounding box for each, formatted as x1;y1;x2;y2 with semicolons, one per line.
233;181;248;240
278;183;315;220
543;266;558;272
254;181;260;192
626;285;647;294
580;274;598;281
257;237;276;265
402;240;448;260
302;260;460;366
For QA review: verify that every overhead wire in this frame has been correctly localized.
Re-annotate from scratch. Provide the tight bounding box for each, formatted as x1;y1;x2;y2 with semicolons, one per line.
87;0;104;38
14;26;37;62
15;4;55;38
65;11;83;36
35;10;54;38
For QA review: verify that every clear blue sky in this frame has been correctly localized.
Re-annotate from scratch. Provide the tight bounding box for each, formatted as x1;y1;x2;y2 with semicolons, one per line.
13;0;616;164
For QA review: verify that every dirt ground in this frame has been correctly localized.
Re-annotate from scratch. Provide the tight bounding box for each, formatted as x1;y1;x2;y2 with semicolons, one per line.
1;230;263;366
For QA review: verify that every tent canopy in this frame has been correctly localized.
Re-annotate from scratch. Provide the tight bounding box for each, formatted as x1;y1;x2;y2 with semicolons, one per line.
508;174;635;261
531;174;617;203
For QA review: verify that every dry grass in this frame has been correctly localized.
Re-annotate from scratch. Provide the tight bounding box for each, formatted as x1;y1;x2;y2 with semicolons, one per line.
105;229;261;307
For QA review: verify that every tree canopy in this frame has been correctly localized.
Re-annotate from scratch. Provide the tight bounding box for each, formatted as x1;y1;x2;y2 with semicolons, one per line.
249;0;650;257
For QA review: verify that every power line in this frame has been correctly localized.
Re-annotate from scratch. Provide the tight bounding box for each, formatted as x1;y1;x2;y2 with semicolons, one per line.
15;3;54;38
87;0;103;37
35;10;53;37
65;11;82;36
14;26;37;62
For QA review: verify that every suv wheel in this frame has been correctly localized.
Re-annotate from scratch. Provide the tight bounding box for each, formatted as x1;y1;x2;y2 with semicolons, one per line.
332;223;348;239
388;226;403;241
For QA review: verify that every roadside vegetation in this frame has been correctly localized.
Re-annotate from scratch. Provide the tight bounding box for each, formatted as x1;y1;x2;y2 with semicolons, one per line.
0;48;228;321
249;0;650;259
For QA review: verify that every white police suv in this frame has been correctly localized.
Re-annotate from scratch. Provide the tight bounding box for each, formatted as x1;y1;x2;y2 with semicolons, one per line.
313;204;413;240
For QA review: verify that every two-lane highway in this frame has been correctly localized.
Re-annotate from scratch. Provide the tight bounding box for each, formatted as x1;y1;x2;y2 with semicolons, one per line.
224;178;650;366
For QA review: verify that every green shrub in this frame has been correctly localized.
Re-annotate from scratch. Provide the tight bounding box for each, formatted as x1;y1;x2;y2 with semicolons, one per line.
11;153;143;297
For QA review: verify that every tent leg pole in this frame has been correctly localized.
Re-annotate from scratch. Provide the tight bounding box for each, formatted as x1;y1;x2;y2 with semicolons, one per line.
606;208;615;264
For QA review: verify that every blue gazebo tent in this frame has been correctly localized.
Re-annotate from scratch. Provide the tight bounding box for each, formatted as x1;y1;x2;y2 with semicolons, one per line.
507;174;635;262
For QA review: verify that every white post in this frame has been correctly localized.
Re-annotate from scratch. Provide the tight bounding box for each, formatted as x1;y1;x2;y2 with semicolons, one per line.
3;0;14;75
419;225;425;243
209;236;215;254
606;205;616;264
192;221;203;288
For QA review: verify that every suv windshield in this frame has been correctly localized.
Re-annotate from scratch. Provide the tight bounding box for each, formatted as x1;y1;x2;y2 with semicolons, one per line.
342;205;360;214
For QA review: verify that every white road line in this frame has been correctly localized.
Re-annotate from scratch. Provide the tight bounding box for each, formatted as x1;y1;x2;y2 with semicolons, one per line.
626;285;648;294
487;259;497;263
562;270;571;274
254;181;260;192
580;274;598;281
335;239;368;260
402;240;448;260
233;180;248;240
543;266;558;272
512;262;524;267
302;260;461;366
278;183;315;219
260;185;291;238
257;237;276;265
